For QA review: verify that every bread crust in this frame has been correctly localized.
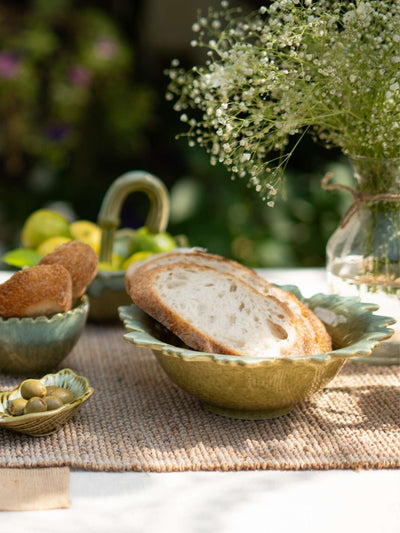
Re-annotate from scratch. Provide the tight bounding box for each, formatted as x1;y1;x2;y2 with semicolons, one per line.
39;241;98;299
126;251;332;355
0;264;72;318
126;256;332;358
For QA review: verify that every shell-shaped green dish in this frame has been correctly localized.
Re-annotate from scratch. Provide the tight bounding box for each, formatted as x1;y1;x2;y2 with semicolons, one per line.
0;368;93;436
118;286;395;420
0;296;89;377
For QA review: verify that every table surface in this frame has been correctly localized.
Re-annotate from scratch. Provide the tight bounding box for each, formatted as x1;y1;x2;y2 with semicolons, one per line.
1;268;400;532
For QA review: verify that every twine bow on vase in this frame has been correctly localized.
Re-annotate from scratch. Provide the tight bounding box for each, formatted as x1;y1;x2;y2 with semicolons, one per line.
322;172;400;228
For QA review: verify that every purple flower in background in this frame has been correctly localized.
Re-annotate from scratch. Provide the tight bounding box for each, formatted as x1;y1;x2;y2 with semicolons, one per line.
0;51;21;79
68;65;92;87
45;123;71;143
93;37;118;60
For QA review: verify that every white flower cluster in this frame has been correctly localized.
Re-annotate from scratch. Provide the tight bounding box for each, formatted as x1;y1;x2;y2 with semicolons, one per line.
166;0;400;202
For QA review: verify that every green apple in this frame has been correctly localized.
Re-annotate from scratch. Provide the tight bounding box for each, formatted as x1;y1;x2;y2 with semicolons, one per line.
129;227;176;254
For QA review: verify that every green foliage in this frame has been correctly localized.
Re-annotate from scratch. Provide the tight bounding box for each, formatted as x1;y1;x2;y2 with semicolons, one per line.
167;1;400;202
0;1;349;268
168;144;352;267
0;0;154;173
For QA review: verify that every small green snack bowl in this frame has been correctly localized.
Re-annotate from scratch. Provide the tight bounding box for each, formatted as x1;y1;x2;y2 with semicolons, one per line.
0;368;93;436
0;296;89;377
118;286;395;420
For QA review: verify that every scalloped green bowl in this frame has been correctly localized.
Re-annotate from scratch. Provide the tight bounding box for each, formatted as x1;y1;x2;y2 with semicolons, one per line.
0;368;93;436
118;286;395;420
0;296;89;377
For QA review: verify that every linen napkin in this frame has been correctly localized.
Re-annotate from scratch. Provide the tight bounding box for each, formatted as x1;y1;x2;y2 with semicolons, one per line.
0;467;71;511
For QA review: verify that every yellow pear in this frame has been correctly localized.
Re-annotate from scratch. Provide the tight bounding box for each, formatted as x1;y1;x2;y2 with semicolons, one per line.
21;209;71;249
37;236;72;256
70;220;102;254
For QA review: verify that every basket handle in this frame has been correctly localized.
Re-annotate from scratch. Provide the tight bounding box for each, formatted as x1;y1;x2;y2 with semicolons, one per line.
97;171;170;263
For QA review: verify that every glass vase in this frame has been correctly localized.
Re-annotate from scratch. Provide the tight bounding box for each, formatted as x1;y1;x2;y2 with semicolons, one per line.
326;155;400;365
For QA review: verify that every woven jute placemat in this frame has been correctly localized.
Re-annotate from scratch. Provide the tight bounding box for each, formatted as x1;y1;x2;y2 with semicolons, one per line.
0;325;399;472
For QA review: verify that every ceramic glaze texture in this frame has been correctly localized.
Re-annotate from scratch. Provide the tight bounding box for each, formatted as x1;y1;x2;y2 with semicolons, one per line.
0;296;89;376
87;273;130;321
0;368;93;436
88;171;170;321
119;286;394;419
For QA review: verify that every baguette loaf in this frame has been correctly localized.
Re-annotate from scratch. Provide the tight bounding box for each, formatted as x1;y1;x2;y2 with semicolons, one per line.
126;257;332;358
126;251;331;354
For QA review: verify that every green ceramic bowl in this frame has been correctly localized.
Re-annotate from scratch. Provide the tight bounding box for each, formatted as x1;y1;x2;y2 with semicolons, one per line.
0;296;89;377
87;270;131;322
0;368;93;436
118;286;395;420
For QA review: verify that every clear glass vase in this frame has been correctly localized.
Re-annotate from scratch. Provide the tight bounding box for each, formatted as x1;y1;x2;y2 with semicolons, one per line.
326;155;400;365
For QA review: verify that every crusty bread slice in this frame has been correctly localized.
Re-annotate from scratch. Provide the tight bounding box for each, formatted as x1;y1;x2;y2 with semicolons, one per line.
0;264;72;318
39;241;98;300
127;261;331;358
126;250;332;355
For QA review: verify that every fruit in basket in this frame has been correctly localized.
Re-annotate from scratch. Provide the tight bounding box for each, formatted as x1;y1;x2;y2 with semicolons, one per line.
21;209;71;249
1;204;179;273
70;220;102;253
98;253;125;272
129;227;176;255
121;251;154;269
37;236;72;255
97;228;178;271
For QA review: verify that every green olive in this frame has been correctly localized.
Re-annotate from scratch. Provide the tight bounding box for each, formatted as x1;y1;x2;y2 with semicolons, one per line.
44;395;64;411
8;398;28;416
20;379;47;400
51;387;74;404
24;396;47;414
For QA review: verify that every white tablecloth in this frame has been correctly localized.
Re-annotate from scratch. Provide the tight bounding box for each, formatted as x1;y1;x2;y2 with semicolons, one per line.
1;268;400;531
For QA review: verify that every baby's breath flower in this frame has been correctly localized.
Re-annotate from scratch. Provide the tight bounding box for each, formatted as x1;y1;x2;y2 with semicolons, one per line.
167;0;400;202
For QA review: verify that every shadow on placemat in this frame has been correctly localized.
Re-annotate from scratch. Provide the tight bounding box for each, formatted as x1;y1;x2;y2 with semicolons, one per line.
0;325;399;472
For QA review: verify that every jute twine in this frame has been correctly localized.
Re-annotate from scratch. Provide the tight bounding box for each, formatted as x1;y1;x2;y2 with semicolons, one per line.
322;172;400;227
0;325;399;472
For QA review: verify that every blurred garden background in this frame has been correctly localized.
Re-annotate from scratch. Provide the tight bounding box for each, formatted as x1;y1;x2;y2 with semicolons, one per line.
0;0;354;268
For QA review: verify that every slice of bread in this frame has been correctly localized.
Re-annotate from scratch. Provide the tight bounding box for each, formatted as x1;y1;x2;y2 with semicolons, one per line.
38;241;98;300
126;258;332;358
126;250;332;355
0;264;72;318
